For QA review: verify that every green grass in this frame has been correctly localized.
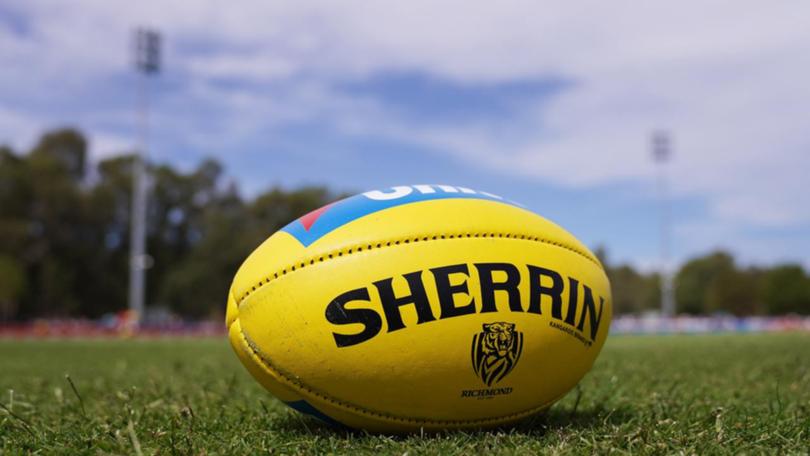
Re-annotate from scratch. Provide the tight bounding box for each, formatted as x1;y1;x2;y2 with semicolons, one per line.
1;333;808;455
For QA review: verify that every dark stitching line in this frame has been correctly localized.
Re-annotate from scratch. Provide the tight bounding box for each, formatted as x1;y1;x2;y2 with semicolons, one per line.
236;232;600;306
237;326;562;427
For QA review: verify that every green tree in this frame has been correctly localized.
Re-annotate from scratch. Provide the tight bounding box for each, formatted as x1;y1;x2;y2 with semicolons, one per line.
761;265;810;315
0;147;33;258
705;267;761;316
15;129;87;318
159;184;336;318
29;128;87;181
594;246;659;315
675;251;762;315
77;154;139;316
159;185;248;318
608;265;660;314
675;251;729;314
0;255;26;320
1;129;129;319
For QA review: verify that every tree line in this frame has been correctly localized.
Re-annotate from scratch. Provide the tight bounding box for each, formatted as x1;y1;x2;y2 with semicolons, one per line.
0;129;808;320
0;128;338;321
598;249;809;316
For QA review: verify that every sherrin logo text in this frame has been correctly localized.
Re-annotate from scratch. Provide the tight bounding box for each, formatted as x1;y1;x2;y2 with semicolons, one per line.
325;263;605;348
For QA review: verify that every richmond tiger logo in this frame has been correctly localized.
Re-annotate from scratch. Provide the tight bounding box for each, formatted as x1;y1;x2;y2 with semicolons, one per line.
471;322;524;386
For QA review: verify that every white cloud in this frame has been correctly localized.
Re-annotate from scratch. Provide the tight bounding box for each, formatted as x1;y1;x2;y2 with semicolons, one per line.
185;54;298;81
1;0;809;264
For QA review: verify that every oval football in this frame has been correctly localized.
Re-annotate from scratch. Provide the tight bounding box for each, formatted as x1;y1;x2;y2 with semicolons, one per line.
226;185;612;433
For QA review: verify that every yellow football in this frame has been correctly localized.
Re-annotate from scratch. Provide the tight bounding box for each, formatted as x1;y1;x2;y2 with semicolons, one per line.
226;185;612;433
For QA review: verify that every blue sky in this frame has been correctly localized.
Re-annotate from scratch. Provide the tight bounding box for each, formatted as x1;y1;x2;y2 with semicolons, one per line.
1;1;809;270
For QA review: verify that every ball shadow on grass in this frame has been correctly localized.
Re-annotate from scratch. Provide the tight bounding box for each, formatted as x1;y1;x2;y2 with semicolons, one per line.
267;403;636;440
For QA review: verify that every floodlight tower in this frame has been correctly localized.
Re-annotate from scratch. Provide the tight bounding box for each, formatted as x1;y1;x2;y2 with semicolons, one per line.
129;28;161;324
652;131;675;317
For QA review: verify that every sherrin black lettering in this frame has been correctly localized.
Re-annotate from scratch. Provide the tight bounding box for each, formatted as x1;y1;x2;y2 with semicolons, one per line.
324;262;605;348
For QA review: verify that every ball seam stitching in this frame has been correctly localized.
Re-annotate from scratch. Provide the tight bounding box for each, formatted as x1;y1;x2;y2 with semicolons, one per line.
237;325;563;427
236;232;601;307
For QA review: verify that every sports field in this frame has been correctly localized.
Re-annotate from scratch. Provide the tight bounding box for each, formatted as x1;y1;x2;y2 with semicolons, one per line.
1;333;807;454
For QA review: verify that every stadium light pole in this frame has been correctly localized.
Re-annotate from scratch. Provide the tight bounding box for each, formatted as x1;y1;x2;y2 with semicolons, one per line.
129;28;161;325
652;131;675;317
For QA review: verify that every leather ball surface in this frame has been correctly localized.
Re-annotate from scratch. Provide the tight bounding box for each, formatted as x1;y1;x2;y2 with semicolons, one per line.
226;185;612;433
